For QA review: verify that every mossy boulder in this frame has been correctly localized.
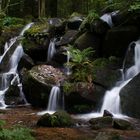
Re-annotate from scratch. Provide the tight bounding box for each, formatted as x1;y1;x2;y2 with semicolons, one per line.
89;116;113;129
37;111;73;127
22;65;65;107
74;31;101;56
92;58;121;89
113;119;133;130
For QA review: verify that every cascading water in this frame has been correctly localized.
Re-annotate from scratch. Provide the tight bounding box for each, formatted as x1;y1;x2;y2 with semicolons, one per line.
0;22;33;108
101;39;140;115
75;39;140;120
65;50;71;75
100;11;119;27
38;86;64;115
47;38;56;62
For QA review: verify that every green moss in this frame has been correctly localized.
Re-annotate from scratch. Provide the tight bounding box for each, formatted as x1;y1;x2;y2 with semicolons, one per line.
25;23;49;37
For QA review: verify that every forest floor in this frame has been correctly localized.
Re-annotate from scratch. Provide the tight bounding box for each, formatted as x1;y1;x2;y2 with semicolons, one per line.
1;106;140;140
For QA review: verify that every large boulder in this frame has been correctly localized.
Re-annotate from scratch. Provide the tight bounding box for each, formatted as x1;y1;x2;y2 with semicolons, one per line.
74;31;101;57
120;73;140;119
56;30;79;46
102;26;139;57
22;65;65;107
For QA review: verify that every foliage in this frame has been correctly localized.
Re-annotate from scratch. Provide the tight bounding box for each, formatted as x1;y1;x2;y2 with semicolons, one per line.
65;45;94;82
128;1;140;12
0;120;35;140
80;10;99;31
2;17;25;26
24;23;48;36
63;82;75;95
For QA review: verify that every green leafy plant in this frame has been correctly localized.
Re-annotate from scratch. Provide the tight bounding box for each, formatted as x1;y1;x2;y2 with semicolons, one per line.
66;45;94;82
0;122;35;140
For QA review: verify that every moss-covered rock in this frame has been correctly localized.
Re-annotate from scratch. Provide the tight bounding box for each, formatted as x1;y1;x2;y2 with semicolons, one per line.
92;58;121;89
74;31;101;57
113;119;133;130
37;111;73;127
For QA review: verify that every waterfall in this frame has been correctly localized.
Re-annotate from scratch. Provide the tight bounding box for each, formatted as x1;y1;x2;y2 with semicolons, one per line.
75;39;140;120
65;50;71;75
47;86;64;111
38;86;64;115
100;13;113;27
0;22;33;108
100;11;119;27
47;38;56;62
100;39;140;115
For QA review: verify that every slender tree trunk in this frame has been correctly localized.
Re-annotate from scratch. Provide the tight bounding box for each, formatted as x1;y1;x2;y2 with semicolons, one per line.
38;0;46;18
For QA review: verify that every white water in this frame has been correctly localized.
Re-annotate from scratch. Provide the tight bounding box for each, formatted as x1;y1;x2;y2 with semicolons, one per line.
47;38;56;62
0;23;33;108
100;11;119;27
65;50;72;75
38;86;64;115
75;39;140;120
100;13;113;27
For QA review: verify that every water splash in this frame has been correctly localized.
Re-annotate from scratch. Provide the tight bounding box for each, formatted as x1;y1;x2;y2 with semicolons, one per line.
0;22;33;109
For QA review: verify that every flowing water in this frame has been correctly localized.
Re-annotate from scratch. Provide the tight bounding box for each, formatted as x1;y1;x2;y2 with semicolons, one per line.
65;50;72;75
0;23;33;109
38;86;64;115
75;39;140;120
47;38;56;62
100;11;119;27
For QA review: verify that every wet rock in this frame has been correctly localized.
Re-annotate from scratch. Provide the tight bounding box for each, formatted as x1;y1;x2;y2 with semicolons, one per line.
113;119;133;130
120;73;140;119
89;116;113;129
22;65;65;107
22;37;50;62
102;26;139;57
37;111;73;127
18;53;35;70
5;85;24;106
56;30;79;46
103;110;113;117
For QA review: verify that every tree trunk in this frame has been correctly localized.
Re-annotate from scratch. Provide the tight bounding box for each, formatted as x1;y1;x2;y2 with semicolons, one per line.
38;0;46;18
